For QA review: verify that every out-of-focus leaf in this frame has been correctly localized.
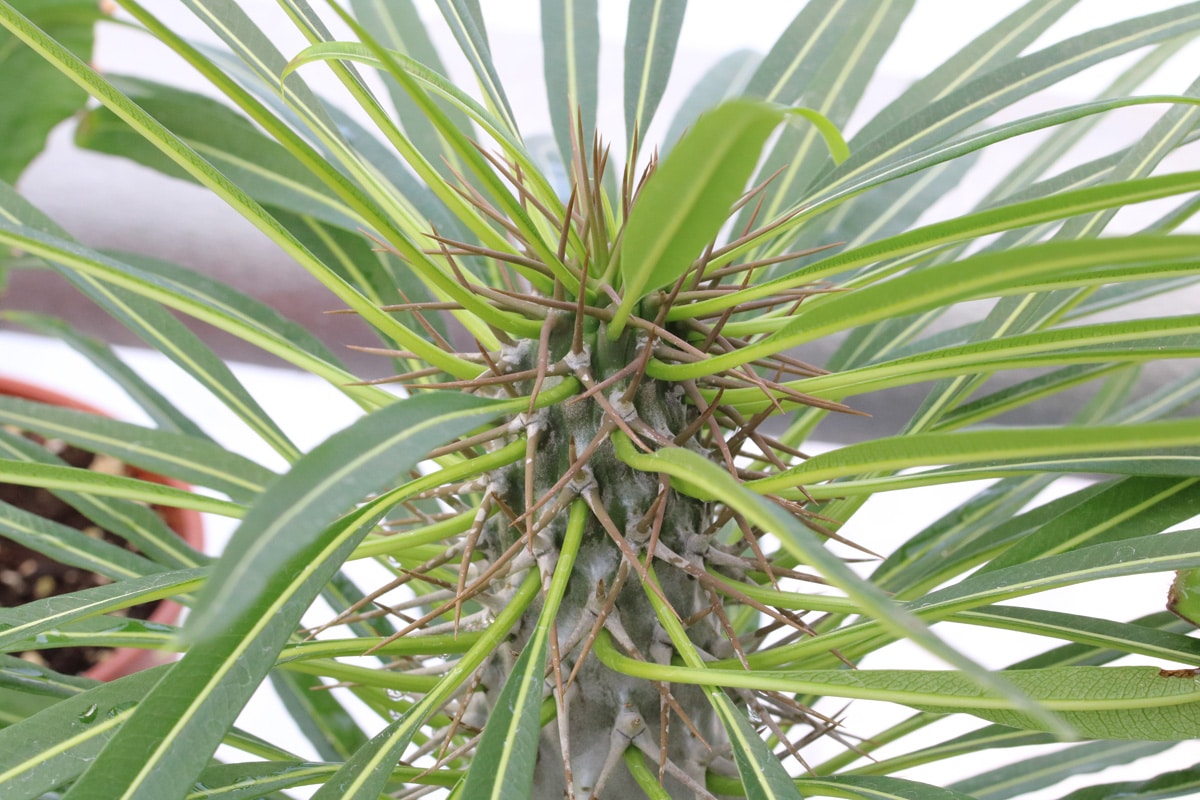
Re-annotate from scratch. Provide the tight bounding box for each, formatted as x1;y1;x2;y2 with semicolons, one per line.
0;0;99;182
541;0;598;167
623;0;687;149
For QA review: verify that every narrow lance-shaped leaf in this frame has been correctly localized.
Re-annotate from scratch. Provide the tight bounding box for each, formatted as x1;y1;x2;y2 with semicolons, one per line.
434;0;517;135
813;2;1200;195
611;100;846;335
623;0;686;148
3;311;211;441
0;666;171;800
542;0;598;167
310;571;541;800
0;425;206;569
348;0;471;176
639;567;801;800
750;0;913;228
57;394;503;800
612;434;1073;737
0;0;486;379
0;568;205;654
0;0;98;182
751;418;1200;497
460;501;587;799
0;394;272;501
1056;761;1200;800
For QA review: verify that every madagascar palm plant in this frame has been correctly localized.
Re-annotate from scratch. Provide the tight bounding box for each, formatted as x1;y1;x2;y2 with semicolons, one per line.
2;1;1200;798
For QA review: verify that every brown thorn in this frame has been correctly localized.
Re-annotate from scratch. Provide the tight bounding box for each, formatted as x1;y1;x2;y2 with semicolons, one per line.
528;313;557;415
582;487;675;618
363;301;466;312
673;388;724;446
706;585;750;670
395;287;455;353
345;345;488;362
704;242;843;282
426;421;512;460
572;249;589;357
565;559;632;690
557;188;578;264
455;494;496;633
618;299;669;406
577;368;651;453
564;359;639;407
349;366;442;386
681;381;737;475
729;511;778;589
549;621;576;800
475;344;519;398
367;532;530;652
424;233;553;276
475;145;564;235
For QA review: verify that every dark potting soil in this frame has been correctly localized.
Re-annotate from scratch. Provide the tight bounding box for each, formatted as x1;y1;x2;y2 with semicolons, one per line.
0;436;157;676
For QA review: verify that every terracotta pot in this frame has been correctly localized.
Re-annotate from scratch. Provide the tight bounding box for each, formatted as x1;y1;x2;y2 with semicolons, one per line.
0;376;205;680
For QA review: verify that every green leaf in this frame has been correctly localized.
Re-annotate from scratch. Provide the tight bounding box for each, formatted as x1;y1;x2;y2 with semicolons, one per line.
0;665;170;800
611;100;788;332
950;738;1166;800
348;0;470;178
748;0;913;227
601;646;1200;740
309;571;541;800
76;76;360;229
0;394;272;501
0;0;488;378
0;459;241;522
853;0;1080;144
751;418;1200;498
623;0;686;149
817;2;1200;194
542;0;598;167
793;775;980;800
0;568;205;654
808;529;1200;668
433;0;517;136
1057;761;1200;800
0;489;182;582
59;394;503;800
612;434;1072;737
981;477;1200;574
186;392;500;644
953;606;1200;666
0;0;98;182
4;312;211;441
0;425;206;569
664;170;1200;326
461;502;586;799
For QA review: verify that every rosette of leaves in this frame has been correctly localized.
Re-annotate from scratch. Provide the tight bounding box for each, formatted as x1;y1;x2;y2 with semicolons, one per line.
2;2;1200;799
